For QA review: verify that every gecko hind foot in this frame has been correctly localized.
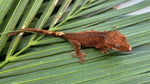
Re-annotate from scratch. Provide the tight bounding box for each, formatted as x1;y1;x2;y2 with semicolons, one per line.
72;53;86;57
72;53;86;64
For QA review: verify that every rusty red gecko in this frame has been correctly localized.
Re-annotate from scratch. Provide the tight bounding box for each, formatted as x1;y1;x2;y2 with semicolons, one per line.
9;28;132;63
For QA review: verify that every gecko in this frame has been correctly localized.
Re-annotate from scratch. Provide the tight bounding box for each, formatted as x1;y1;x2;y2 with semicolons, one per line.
8;28;132;64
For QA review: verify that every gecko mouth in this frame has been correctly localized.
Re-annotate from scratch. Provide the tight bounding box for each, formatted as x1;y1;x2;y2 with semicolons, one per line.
111;48;120;51
112;47;132;52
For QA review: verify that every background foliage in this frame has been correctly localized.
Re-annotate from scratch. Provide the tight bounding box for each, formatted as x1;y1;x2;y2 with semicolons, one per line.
0;0;150;84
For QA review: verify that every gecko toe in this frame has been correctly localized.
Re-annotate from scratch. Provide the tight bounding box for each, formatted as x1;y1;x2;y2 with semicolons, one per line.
106;51;109;55
101;51;104;55
101;48;110;55
72;55;77;57
72;53;86;64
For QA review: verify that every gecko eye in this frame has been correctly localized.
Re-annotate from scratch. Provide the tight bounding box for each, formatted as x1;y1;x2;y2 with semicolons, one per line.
122;36;126;40
123;37;126;40
115;44;120;48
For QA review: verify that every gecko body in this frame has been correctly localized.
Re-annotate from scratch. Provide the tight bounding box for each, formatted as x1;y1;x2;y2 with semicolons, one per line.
9;28;132;63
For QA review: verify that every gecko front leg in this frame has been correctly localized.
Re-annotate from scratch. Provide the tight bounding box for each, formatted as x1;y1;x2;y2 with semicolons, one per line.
69;39;86;64
101;47;110;55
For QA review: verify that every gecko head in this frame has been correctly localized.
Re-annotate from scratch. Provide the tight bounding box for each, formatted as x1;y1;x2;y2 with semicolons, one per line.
105;31;132;52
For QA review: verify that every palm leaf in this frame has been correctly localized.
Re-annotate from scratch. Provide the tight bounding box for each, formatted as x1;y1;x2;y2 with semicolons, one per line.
0;0;150;84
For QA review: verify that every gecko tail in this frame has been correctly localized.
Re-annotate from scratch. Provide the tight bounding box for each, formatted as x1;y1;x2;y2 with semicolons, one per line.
8;28;65;37
8;31;20;36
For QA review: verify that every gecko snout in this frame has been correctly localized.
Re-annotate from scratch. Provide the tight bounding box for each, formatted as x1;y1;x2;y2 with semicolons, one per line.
128;47;132;51
125;46;132;52
121;46;132;52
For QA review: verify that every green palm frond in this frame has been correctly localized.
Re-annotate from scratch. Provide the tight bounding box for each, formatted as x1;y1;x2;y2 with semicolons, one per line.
0;0;150;84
